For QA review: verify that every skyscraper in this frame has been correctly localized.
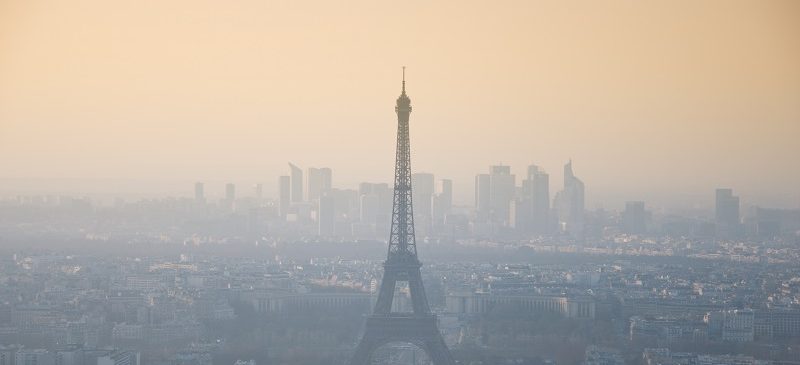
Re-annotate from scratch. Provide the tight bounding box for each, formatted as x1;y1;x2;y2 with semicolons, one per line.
554;160;585;235
530;166;550;233
432;179;453;226
475;174;491;219
222;183;236;212
412;172;435;229
358;182;392;237
328;188;359;224
439;179;453;210
622;201;647;234
489;165;515;226
318;191;335;236
520;165;550;234
194;182;204;203
715;188;740;236
278;175;291;219
359;183;390;224
288;162;303;203
307;167;332;202
510;197;531;231
360;192;380;225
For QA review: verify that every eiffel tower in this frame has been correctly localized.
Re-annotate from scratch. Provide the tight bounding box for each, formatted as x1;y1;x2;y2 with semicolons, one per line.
350;69;455;365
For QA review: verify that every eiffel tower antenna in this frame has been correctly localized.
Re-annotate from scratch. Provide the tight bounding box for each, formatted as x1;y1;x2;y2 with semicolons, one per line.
402;66;406;93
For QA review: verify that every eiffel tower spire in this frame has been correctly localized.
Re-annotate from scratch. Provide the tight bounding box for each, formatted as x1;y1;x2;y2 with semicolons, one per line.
402;66;406;95
350;70;455;365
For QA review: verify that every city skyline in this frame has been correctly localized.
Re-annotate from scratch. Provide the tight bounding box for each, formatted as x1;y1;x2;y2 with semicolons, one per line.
1;0;799;209
0;160;795;212
1;2;799;365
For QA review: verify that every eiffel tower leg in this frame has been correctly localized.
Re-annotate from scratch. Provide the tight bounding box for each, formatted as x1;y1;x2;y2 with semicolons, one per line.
373;274;397;314
423;336;455;365
407;269;430;314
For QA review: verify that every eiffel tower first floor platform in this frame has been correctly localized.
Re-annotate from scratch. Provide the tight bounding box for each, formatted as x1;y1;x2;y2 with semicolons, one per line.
350;313;455;365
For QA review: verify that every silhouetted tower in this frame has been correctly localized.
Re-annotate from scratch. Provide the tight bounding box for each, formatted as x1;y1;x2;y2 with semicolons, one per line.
351;69;455;365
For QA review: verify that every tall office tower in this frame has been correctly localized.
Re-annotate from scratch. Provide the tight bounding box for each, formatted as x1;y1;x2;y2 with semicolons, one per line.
374;183;392;212
225;183;236;201
358;182;384;197
530;166;550;233
439;179;453;210
622;201;647;234
222;183;236;212
373;183;393;232
288;162;303;202
351;70;454;365
511;165;539;233
489;165;516;226
278;176;291;219
715;188;740;235
328;188;359;222
432;179;453;225
510;197;531;232
318;191;335;236
359;183;389;226
194;182;205;203
412;173;435;227
475;174;491;219
360;193;380;225
554;160;585;235
360;183;392;237
307;167;333;201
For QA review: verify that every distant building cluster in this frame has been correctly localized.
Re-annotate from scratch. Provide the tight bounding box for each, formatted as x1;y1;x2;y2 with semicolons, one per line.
173;160;800;244
473;161;585;238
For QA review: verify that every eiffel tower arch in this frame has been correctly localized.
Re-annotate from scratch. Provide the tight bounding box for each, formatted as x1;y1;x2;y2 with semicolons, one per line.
350;69;455;365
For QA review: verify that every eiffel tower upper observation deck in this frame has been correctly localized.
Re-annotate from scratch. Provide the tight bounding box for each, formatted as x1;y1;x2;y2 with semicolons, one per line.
350;69;456;365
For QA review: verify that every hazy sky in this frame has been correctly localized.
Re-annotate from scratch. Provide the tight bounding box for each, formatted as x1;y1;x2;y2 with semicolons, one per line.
1;0;798;208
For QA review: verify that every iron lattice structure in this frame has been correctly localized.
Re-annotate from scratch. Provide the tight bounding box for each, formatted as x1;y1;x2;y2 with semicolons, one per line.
350;70;455;365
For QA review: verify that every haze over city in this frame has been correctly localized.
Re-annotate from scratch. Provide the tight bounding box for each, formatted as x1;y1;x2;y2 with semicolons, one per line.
1;2;800;365
2;0;799;209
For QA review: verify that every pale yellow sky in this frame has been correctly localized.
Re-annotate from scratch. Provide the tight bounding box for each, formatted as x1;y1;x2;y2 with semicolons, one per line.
1;0;798;207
